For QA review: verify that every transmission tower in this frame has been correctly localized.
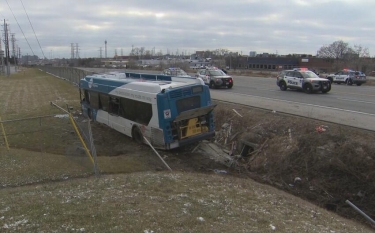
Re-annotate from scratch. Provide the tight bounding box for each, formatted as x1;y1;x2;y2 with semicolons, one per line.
75;43;79;59
71;43;75;59
11;33;17;70
99;47;102;58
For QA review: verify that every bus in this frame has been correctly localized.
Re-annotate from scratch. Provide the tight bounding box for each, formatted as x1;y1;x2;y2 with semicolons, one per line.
79;71;216;150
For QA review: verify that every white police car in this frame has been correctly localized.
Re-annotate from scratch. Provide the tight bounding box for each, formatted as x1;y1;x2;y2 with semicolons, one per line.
276;68;331;93
326;69;366;86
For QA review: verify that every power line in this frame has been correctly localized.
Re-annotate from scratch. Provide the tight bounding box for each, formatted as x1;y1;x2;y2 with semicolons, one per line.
4;0;35;56
20;0;46;59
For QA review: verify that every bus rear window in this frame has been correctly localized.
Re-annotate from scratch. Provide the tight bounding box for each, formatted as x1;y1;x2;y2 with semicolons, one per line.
176;96;201;114
192;86;203;94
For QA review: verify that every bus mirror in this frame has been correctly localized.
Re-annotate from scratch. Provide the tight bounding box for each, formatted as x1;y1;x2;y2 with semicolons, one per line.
161;89;165;93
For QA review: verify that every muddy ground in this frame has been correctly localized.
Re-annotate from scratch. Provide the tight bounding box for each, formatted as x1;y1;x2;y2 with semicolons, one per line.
84;100;375;226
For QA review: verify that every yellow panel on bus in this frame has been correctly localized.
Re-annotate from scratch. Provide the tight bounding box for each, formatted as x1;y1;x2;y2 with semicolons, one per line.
179;118;208;139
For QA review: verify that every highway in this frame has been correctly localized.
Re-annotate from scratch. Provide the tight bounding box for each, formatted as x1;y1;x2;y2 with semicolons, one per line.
210;75;375;131
78;67;375;131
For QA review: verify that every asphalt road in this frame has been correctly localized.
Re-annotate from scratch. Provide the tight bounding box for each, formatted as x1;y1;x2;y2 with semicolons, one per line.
210;75;375;131
78;67;375;131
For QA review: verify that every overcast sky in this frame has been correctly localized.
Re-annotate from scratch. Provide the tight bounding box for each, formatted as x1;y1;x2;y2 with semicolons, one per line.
1;0;374;59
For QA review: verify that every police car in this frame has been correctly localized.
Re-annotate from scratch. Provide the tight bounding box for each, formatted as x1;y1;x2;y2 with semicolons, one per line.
196;67;233;89
276;68;331;93
326;69;366;86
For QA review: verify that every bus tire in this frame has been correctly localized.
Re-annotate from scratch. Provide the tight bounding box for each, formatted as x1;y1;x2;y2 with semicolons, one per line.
132;126;143;144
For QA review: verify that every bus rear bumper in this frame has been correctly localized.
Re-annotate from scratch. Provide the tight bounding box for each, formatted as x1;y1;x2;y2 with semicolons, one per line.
175;131;215;148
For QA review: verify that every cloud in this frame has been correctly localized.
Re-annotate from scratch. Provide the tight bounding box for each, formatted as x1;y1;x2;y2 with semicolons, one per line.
1;0;374;58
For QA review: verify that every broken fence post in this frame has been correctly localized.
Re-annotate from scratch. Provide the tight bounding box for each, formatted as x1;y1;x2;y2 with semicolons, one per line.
346;200;375;225
143;136;173;172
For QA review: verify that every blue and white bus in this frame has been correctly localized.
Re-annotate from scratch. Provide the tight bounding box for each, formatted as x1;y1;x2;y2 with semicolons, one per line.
79;71;216;150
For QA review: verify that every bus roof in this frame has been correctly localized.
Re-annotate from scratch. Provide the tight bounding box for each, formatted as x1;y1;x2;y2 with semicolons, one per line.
80;71;204;94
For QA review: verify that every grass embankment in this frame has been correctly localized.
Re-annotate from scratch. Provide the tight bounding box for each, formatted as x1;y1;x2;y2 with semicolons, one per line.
0;68;156;184
0;171;373;233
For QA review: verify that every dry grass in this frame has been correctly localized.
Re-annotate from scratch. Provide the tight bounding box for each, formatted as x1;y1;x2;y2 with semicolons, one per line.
213;103;375;226
0;68;374;232
0;68;80;118
364;78;375;86
0;171;373;233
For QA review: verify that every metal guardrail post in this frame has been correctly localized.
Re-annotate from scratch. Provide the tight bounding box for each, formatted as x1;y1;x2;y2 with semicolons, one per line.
346;200;375;225
0;116;10;150
50;102;96;168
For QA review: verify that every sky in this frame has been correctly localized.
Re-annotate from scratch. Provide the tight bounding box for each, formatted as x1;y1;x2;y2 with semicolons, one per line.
1;0;374;59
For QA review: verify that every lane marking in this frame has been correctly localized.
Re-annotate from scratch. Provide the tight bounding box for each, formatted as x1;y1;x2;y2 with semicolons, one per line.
336;98;375;105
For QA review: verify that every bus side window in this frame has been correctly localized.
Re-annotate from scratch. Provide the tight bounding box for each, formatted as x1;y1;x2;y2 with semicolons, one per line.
88;91;99;109
99;93;109;111
109;96;120;115
84;90;90;103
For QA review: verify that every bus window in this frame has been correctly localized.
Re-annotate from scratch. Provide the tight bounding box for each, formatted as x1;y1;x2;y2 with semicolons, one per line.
176;96;201;113
99;93;109;111
120;98;152;125
135;101;152;125
109;96;120;115
88;91;99;109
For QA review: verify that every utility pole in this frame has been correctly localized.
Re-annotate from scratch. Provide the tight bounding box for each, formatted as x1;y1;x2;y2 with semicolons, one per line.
99;47;102;58
4;19;10;76
0;30;3;75
11;33;17;71
18;47;21;66
105;40;107;59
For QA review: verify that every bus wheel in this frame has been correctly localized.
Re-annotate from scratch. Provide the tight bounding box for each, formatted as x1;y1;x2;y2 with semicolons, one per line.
132;126;143;144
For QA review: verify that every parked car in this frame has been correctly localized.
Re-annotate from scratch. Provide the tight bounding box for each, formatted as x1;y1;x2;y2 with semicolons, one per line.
162;68;191;78
326;69;366;86
196;67;233;89
276;68;331;93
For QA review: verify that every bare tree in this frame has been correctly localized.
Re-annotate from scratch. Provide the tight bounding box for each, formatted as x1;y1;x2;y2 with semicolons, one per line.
213;48;230;57
353;44;370;58
317;40;351;59
317;40;372;72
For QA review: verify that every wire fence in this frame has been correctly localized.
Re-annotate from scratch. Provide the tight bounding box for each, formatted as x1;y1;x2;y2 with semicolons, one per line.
0;110;99;187
38;66;95;86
